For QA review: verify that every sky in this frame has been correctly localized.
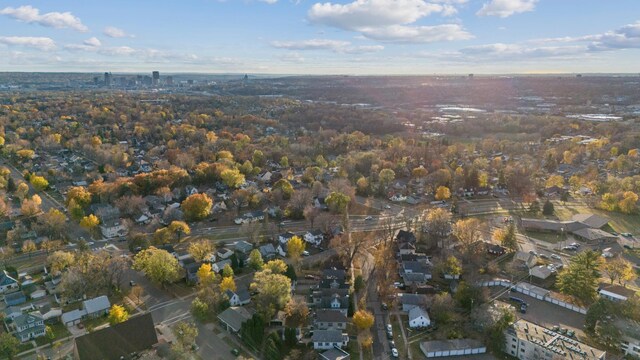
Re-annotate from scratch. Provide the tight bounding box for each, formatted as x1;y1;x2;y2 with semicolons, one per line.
0;0;639;74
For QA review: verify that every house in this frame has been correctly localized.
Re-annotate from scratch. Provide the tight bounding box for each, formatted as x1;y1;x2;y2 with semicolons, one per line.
30;288;47;300
320;268;348;289
398;242;416;255
313;289;350;315
234;240;253;255
61;296;111;326
259;243;277;260
13;313;45;342
3;306;24;321
314;197;328;210
185;185;198;196
277;242;288;257
529;265;553;280
218;306;254;334
5;291;26;306
217;248;234;260
487;244;506;256
212;259;232;273
226;289;251;306
408;306;431;328
396;230;417;244
38;304;62;322
315;310;348;330
0;270;19;293
320;347;351;360
304;230;324;246
91;204;128;239
598;283;637;302
400;294;428;312
74;313;158;360
390;194;407;202
572;228;617;243
258;171;273;182
312;330;349;350
183;260;200;283
616;319;640;357
278;231;296;244
402;273;430;287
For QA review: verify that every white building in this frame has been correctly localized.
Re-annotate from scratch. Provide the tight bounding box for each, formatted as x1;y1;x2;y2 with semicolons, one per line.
408;306;431;328
312;330;349;350
617;319;640;357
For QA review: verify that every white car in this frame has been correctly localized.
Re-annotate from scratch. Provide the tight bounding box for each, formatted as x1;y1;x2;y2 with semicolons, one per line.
384;205;391;209
365;216;373;221
391;348;399;358
386;324;393;333
302;251;310;256
550;254;561;260
86;241;95;246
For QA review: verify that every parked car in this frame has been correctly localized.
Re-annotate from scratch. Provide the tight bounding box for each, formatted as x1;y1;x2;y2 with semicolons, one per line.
539;254;549;259
622;233;633;237
391;348;399;358
384;205;391;209
302;251;310;256
365;216;373;221
550;254;561;260
386;324;393;333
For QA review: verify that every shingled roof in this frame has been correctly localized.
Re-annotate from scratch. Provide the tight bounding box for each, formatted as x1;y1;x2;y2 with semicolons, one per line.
74;313;157;360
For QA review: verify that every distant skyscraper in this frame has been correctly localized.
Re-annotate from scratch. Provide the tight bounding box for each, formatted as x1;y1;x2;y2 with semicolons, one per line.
152;71;160;86
166;76;174;86
104;72;112;86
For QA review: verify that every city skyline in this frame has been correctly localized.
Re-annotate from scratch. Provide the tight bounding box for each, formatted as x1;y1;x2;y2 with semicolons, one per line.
0;0;639;74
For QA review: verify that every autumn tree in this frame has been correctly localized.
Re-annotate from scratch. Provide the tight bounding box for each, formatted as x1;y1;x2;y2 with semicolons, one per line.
222;263;234;278
79;214;100;234
435;186;451;201
21;195;42;217
221;168;245;188
453;218;483;257
603;257;636;285
108;304;130;325
545;175;564;189
188;240;213;262
133;247;182;287
66;186;92;207
21;240;37;256
493;222;517;252
273;179;294;200
174;321;198;349
284;298;310;328
287;236;305;263
250;268;292;319
30;175;49;191
330;232;372;268
325;191;351;214
248;249;264;270
264;259;288;274
47;251;75;275
181;193;213;221
353;310;374;330
220;276;237;293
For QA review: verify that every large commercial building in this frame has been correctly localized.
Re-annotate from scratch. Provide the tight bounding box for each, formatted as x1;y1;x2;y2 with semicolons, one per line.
504;319;606;360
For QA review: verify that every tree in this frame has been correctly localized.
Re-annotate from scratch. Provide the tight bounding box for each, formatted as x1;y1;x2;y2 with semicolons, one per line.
454;281;486;312
221;168;245;188
240;314;266;350
284;298;310;328
196;263;216;286
353;310;374;330
412;166;428;179
220;276;236;292
38;208;67;238
430;293;455;324
15;182;29;200
325;191;350;214
528;200;541;214
603;257;636;285
379;168;395;188
0;332;19;360
441;255;462;276
250;269;292;319
174;321;198;349
287;236;305;263
330;232;372;268
21;240;36;256
181;193;213;221
66;186;92;207
108;304;130;325
556;250;603;305
79;214;100;232
21;195;42;216
264;259;287;274
453;218;483;257
247;249;264;271
45;325;55;345
542;200;555;215
435;186;451;201
47;250;75;275
30;175;49;191
545;175;564;189
303;205;319;228
279;156;289;167
188;240;212;262
133;247;183;286
191;297;210;321
167;220;191;240
273;179;294;200
130;285;144;305
493;222;517;251
425;207;452;245
222;263;234;278
618;191;638;214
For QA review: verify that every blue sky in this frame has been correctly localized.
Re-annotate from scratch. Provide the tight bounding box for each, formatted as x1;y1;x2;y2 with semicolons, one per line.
0;0;639;74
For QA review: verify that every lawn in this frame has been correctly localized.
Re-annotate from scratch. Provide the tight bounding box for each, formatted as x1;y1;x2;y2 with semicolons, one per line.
346;339;360;359
35;323;71;346
81;315;109;332
525;231;566;244
391;315;407;359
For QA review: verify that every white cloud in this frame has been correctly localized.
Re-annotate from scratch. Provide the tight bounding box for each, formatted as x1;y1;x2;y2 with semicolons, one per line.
280;52;305;63
0;5;88;32
271;38;384;53
0;36;56;51
258;0;279;3
476;0;537;18
308;0;470;43
83;37;102;47
359;24;473;43
103;26;133;38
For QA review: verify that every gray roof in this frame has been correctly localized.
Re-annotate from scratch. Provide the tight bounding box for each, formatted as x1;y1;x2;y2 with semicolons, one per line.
84;296;110;314
400;294;428;306
234;240;253;253
14;312;44;328
4;291;25;302
259;243;276;257
320;347;350;360
409;306;430;322
521;218;583;233
61;309;86;324
0;270;18;286
312;330;344;343
573;227;616;241
572;214;609;229
316;309;348;323
217;306;254;332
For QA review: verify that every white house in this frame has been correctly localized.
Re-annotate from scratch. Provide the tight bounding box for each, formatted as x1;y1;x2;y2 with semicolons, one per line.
277;242;288;257
312;330;349;350
212;259;232;273
408;307;431;328
278;232;296;244
225;289;251;306
390;194;407;202
304;230;324;246
13;313;45;342
0;270;19;293
217;248;234;260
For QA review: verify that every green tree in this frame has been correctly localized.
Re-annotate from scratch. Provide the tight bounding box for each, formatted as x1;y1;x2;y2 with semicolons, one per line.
222;263;234;278
325;191;351;214
0;332;19;359
279;156;289;168
175;321;198;349
181;193;213;221
378;168;395;188
188;240;213;262
30;175;49;191
108;304;130;325
133;247;182;286
247;249;264;271
221;168;245;189
250;268;292;320
542;200;555;215
273;179;294;199
493;222;517;251
441;255;462;276
556;250;603;305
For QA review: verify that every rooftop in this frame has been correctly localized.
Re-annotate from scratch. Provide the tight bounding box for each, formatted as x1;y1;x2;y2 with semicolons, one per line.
420;339;485;352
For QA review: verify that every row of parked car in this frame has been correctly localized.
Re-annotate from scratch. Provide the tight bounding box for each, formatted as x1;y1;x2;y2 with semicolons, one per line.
386;324;399;358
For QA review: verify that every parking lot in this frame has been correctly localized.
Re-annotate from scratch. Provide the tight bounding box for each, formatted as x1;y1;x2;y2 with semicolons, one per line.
498;292;586;338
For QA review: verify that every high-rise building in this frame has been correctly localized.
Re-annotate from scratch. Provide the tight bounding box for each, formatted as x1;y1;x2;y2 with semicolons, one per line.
166;76;174;86
104;72;112;86
152;71;160;86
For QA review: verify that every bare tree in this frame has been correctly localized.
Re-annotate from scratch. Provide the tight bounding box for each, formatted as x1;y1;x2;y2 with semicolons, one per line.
330;232;373;268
